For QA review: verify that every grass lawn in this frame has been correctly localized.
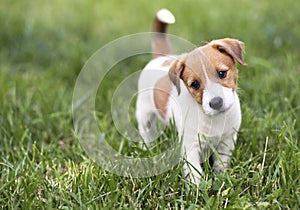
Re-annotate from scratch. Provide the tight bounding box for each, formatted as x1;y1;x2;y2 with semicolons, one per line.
1;0;300;209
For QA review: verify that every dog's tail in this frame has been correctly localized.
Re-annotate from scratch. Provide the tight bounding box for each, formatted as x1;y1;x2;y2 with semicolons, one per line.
152;9;175;59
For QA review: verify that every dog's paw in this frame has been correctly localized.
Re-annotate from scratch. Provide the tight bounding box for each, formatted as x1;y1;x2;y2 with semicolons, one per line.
184;166;203;186
186;173;202;186
213;163;228;174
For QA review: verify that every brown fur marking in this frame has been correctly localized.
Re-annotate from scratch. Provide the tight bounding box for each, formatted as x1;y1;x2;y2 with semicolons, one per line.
153;75;173;119
152;17;171;59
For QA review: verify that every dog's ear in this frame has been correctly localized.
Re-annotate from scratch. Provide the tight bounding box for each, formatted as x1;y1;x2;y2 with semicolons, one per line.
212;38;247;65
168;59;185;95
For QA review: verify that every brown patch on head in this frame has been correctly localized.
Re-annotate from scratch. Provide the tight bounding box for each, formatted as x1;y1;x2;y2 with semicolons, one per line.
200;38;246;90
179;65;205;104
167;38;246;104
153;75;173;119
211;38;246;65
168;54;206;104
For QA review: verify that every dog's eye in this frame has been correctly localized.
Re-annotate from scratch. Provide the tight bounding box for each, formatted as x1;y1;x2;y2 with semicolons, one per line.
190;80;200;90
217;70;227;79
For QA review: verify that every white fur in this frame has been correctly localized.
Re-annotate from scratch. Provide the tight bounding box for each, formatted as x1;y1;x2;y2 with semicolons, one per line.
156;9;176;24
136;56;241;185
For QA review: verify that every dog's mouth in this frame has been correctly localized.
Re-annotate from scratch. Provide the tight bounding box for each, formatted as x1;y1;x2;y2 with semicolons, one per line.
202;102;232;116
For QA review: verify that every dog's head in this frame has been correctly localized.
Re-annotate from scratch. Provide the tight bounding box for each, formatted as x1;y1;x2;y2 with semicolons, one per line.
168;38;246;115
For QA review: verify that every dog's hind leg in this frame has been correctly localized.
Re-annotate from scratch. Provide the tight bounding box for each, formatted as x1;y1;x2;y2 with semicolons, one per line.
135;94;157;149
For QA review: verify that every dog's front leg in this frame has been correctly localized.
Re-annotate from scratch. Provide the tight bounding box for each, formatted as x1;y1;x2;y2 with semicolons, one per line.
182;134;207;185
212;133;237;173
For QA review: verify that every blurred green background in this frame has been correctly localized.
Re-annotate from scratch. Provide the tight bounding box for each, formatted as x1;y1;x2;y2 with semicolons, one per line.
0;0;299;208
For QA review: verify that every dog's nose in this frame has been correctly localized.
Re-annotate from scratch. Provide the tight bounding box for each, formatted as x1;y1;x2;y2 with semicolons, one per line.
209;97;223;110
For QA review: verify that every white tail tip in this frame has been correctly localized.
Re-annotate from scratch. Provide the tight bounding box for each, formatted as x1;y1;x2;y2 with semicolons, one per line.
156;8;175;24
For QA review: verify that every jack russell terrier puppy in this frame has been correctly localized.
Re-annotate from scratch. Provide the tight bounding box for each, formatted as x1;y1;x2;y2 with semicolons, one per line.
136;9;246;185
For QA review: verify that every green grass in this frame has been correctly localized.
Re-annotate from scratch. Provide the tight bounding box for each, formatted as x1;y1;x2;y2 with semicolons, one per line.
1;0;300;209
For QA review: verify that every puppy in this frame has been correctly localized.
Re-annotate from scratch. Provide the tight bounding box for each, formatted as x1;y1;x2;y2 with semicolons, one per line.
136;9;246;185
